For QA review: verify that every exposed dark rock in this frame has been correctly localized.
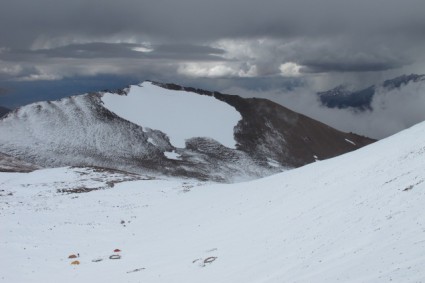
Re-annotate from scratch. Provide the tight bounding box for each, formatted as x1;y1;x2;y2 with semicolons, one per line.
0;106;11;118
0;152;40;172
318;85;375;110
155;82;375;167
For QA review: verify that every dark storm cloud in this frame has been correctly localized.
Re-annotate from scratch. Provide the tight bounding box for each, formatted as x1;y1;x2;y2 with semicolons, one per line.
0;0;424;83
1;0;425;43
36;43;225;61
0;43;225;61
270;35;417;74
153;44;225;57
300;59;405;73
33;43;148;59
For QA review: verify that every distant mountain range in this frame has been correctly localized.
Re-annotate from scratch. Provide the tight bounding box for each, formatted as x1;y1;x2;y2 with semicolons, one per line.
0;81;374;181
317;74;425;110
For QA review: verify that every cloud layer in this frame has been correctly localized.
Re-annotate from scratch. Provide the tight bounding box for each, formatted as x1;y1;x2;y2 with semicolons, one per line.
225;79;425;139
0;0;425;84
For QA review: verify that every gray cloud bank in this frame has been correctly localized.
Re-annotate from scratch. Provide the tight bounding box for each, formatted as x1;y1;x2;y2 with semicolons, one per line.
2;0;425;44
1;0;425;84
226;79;425;139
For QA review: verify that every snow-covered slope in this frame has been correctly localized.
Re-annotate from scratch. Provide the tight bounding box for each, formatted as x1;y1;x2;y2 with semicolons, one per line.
0;93;173;174
0;92;276;182
1;120;424;282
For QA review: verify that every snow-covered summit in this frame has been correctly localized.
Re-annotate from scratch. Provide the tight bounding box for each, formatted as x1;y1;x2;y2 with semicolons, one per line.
0;81;373;182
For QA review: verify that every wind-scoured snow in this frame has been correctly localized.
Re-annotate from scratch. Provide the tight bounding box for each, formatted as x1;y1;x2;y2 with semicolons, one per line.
101;82;242;148
1;120;425;282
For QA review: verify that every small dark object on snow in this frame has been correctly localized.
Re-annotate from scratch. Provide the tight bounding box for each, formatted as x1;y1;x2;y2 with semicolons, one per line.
403;185;414;191
68;254;77;259
126;267;145;273
114;249;121;252
109;254;121;260
203;256;217;264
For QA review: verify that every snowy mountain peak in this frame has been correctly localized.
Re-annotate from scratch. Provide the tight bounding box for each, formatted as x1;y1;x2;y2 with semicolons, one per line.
0;81;374;181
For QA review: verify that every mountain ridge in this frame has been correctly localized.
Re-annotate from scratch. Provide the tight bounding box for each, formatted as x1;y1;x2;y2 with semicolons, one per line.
317;73;425;110
153;81;373;166
0;81;374;181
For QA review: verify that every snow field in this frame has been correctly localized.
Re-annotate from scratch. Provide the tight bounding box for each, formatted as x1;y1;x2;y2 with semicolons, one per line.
102;82;242;148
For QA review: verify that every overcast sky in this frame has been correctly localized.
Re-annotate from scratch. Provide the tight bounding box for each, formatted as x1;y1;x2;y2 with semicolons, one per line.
1;0;425;108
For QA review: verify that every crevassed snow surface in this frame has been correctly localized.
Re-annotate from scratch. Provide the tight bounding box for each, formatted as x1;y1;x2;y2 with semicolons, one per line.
1;121;425;282
102;82;242;148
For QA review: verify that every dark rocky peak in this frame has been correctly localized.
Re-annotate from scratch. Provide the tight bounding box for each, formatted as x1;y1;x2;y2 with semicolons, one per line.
0;106;11;118
318;84;353;97
317;74;425;111
382;74;425;90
